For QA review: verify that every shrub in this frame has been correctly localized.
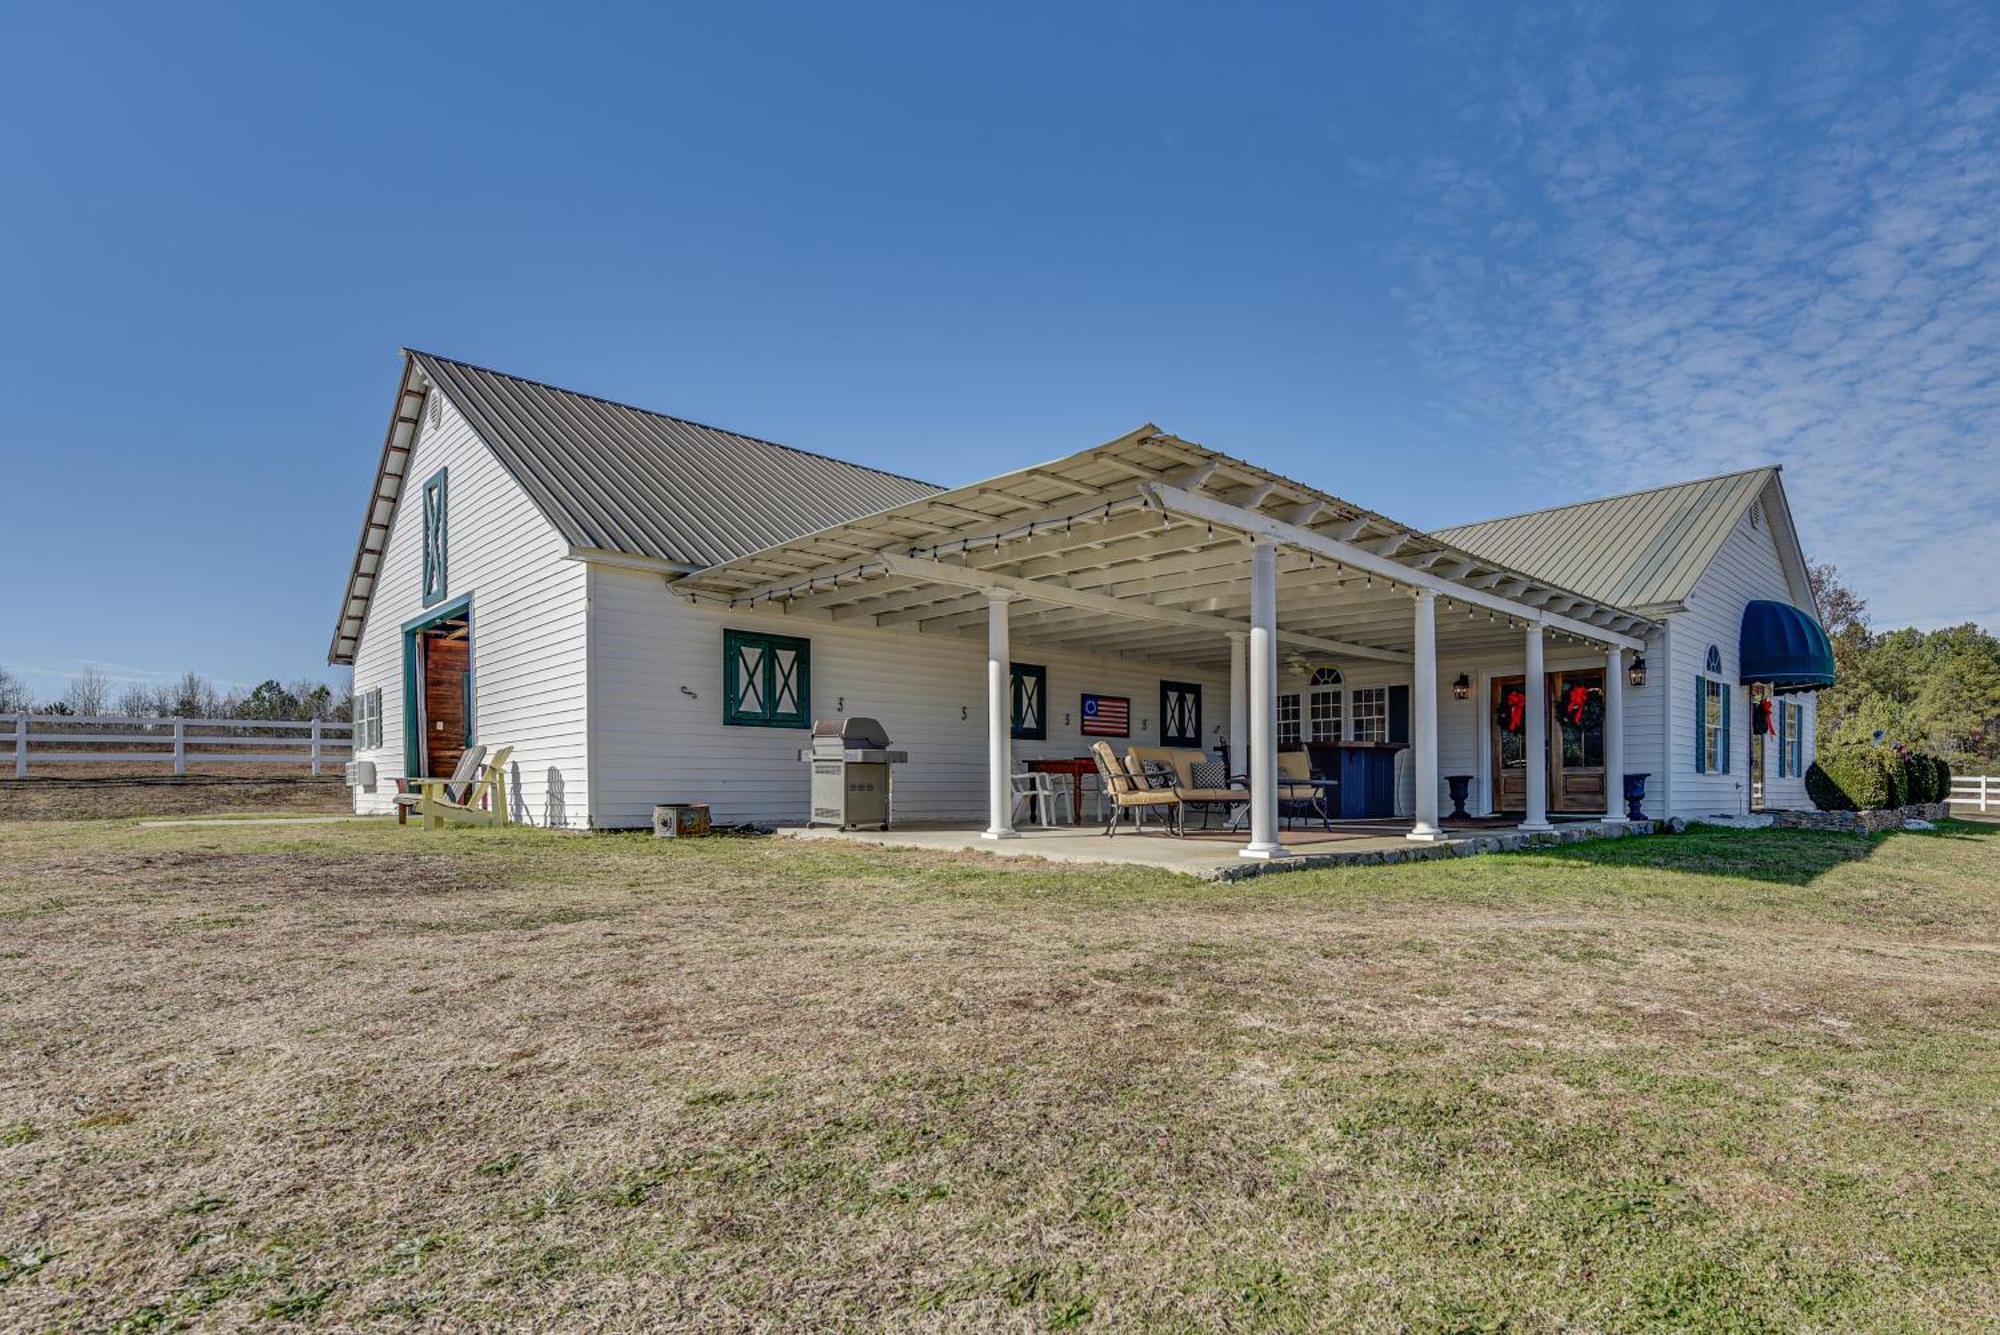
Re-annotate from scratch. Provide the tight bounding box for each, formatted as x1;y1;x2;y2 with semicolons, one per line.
1902;754;1933;804
1808;745;1896;811
1933;754;1953;803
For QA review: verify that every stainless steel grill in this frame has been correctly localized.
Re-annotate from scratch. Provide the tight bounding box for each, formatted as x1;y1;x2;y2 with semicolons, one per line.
799;717;907;829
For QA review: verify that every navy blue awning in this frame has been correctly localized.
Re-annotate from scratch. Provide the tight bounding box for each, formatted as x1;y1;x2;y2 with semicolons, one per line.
1739;600;1835;693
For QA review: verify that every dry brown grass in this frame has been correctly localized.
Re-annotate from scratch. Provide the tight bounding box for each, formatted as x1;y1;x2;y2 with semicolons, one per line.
0;771;350;823
1;815;1996;1331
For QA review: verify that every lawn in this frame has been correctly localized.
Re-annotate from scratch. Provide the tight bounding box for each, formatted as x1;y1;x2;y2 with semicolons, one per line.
1;812;1996;1331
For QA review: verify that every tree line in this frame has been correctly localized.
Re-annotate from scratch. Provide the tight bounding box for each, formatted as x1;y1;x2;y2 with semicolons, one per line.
1809;562;1999;768
0;664;351;723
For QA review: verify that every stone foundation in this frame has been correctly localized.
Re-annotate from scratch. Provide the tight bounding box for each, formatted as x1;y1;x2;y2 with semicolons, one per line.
1771;802;1952;835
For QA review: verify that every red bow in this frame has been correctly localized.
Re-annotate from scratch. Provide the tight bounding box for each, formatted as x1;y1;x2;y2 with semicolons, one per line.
1563;684;1589;725
1505;690;1524;732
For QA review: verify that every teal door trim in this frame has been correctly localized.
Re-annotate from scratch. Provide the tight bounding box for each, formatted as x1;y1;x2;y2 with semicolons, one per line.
401;593;474;776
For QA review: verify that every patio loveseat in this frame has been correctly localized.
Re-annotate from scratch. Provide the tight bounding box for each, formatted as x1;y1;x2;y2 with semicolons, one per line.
1122;746;1250;830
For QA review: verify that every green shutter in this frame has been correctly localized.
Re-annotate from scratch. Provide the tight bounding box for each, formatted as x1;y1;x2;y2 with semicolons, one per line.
1694;676;1705;774
723;630;811;728
1011;664;1047;740
421;469;449;607
1721;686;1732;774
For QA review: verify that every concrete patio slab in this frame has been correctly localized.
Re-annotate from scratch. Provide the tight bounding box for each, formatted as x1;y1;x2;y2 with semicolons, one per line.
780;816;1649;881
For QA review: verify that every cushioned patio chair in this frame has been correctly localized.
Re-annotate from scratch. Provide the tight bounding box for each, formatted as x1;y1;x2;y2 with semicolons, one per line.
1276;750;1326;828
1090;741;1182;837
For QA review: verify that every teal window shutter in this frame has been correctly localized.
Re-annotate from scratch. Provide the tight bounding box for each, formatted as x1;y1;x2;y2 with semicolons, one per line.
1776;700;1787;778
421;468;449;606
1010;664;1047;741
1721;686;1732;774
1694;676;1705;774
463;669;476;746
723;629;811;728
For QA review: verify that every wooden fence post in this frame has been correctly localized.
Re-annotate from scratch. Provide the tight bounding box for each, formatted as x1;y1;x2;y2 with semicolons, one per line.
1982;775;1990;815
310;719;323;777
173;719;187;777
12;714;25;779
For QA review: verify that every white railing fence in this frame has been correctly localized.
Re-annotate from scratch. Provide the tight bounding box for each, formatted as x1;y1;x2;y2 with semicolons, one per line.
8;713;354;778
1949;775;1997;814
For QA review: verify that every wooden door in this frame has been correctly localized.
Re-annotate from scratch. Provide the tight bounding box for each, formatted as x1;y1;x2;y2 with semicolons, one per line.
422;633;470;779
1549;669;1606;813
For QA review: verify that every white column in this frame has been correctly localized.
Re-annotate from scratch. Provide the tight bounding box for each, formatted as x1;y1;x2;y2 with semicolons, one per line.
1520;623;1554;832
1602;646;1626;824
1407;591;1445;841
1241;539;1284;859
981;593;1017;839
1227;631;1249;777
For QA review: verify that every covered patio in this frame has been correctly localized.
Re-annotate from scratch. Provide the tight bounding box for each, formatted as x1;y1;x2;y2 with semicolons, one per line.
676;426;1659;863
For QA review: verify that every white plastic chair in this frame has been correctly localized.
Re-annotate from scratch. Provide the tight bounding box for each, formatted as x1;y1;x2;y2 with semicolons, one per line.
1011;769;1065;827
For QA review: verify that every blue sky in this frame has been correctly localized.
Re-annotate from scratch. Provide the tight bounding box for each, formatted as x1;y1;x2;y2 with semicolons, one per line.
3;1;1996;701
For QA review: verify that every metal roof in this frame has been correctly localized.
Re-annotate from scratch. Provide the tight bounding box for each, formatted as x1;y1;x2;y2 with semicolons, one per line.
1433;467;1779;614
411;351;941;568
675;427;1655;670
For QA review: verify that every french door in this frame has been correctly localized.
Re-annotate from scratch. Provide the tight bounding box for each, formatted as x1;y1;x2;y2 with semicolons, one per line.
1491;670;1608;814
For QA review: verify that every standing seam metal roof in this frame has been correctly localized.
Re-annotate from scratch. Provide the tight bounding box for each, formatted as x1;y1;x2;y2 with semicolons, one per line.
410;351;942;568
1433;468;1778;611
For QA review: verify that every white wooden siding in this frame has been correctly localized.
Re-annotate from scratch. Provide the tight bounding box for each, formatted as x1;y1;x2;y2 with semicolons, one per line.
1667;492;1817;818
347;391;591;826
587;564;1234;829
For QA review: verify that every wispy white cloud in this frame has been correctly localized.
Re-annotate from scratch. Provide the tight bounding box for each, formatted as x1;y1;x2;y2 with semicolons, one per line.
1379;2;2000;630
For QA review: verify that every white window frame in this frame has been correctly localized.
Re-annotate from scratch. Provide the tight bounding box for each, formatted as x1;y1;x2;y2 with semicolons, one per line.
1785;701;1803;777
1307;685;1341;742
1351;687;1388;743
1277;692;1301;746
1703;678;1725;773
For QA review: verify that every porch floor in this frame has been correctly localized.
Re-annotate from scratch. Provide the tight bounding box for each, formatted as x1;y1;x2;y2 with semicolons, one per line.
779;814;1645;882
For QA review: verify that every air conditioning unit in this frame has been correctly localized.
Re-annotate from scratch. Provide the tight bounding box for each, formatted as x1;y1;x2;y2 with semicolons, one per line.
344;760;377;790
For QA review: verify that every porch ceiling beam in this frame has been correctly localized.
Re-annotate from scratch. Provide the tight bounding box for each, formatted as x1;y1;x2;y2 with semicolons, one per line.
1141;484;1650;652
921;585;1416;662
879;554;1412;662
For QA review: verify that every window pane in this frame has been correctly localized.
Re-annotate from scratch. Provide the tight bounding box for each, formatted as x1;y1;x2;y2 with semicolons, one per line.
1352;688;1387;743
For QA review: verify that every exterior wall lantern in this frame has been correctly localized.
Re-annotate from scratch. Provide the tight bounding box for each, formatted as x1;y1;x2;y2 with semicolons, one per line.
1451;673;1471;701
1628;656;1647;688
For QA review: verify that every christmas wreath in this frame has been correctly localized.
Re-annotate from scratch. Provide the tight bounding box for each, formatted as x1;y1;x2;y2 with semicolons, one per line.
1494;687;1527;736
1560;683;1604;730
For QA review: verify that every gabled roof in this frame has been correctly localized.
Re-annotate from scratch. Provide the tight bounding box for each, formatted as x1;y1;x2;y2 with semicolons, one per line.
330;352;940;663
1433;467;1785;613
411;351;940;567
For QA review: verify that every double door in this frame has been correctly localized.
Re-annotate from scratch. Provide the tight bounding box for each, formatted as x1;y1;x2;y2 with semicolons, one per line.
1491;669;1607;814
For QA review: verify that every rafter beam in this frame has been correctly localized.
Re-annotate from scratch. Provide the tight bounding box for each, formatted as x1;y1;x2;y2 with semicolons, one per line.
1141;484;1650;652
877;555;1410;662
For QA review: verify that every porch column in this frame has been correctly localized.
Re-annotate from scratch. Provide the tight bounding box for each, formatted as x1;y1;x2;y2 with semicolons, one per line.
1241;539;1284;859
981;593;1017;840
1227;631;1249;776
1520;623;1554;833
1407;591;1445;841
1602;645;1626;824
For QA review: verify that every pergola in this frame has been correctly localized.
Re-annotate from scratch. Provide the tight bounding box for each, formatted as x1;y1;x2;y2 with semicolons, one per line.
676;427;1658;858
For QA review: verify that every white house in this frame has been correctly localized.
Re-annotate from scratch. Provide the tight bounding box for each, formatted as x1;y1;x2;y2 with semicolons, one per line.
331;351;1834;847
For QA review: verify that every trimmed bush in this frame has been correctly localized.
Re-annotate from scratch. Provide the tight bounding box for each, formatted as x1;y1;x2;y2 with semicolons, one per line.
1903;754;1934;804
1934;754;1953;803
1808;744;1896;812
1804;760;1853;811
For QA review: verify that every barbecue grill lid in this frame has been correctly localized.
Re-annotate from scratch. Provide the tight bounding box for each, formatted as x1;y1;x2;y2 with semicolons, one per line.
812;716;894;748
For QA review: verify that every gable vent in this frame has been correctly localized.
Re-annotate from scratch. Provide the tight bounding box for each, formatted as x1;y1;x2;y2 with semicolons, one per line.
1748;500;1763;529
428;394;442;428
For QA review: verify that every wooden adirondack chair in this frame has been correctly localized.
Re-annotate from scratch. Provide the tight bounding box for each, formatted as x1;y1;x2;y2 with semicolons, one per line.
392;744;485;825
416;746;512;829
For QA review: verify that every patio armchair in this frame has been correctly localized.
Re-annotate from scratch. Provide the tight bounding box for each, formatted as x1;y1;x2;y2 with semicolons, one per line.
1276;751;1326;828
1089;742;1183;837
